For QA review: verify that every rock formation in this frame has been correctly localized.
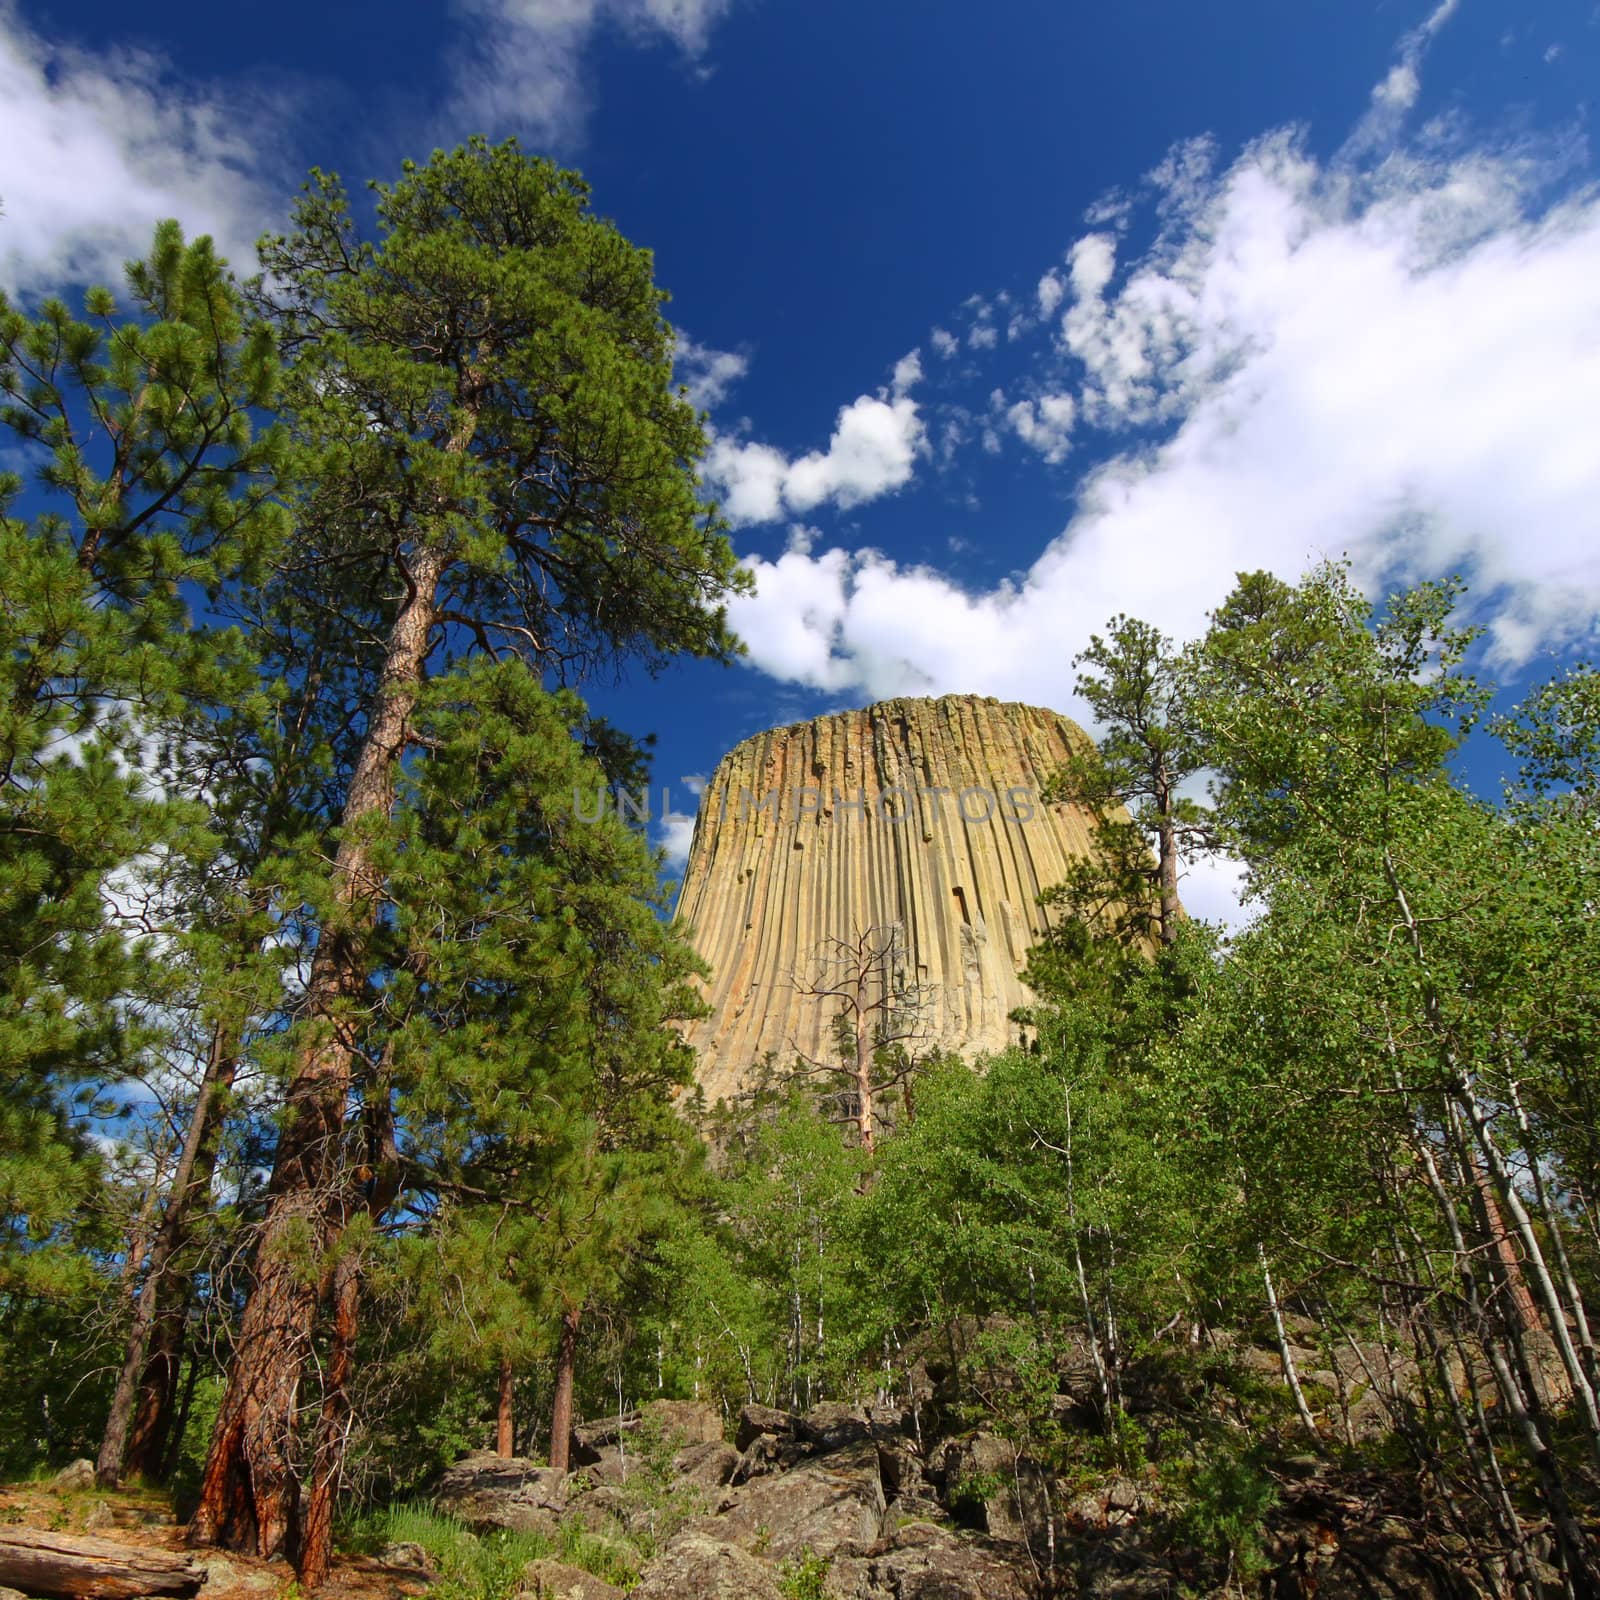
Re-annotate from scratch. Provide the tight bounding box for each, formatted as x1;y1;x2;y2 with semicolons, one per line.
673;694;1107;1105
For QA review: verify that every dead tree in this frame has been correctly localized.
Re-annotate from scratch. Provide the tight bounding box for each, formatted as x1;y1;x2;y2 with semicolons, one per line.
788;924;937;1155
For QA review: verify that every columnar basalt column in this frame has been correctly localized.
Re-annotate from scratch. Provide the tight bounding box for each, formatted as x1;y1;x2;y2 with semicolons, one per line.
673;694;1110;1105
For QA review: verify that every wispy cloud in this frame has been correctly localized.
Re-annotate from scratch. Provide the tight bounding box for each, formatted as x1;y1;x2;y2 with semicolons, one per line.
0;8;288;295
446;0;739;147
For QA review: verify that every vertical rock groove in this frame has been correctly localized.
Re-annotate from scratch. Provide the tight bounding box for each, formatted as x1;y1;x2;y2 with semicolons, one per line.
673;694;1107;1105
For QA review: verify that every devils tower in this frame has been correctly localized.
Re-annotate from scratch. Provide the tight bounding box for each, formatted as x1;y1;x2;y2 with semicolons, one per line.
674;694;1108;1105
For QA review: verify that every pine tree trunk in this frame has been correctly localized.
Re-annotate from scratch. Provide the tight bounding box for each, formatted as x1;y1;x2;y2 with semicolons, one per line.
190;539;449;1558
548;1303;582;1475
124;1293;187;1481
497;1359;515;1459
98;1024;235;1487
297;1247;361;1590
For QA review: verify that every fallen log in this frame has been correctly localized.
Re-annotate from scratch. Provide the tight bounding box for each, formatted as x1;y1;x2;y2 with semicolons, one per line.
0;1528;206;1600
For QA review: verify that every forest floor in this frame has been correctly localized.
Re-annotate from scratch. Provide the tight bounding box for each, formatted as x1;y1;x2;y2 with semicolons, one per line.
0;1479;434;1600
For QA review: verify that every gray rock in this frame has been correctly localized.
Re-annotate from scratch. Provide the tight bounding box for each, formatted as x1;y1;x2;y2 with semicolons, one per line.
572;1399;724;1462
519;1557;624;1600
734;1403;797;1453
377;1541;434;1571
673;1439;739;1490
630;1531;785;1600
824;1521;1034;1600
50;1460;96;1492
797;1401;872;1452
940;1434;1052;1550
434;1451;569;1534
1061;1474;1148;1530
82;1499;115;1531
706;1438;885;1562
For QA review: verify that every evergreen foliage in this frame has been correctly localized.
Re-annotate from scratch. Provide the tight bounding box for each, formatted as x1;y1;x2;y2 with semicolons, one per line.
1;164;1597;1600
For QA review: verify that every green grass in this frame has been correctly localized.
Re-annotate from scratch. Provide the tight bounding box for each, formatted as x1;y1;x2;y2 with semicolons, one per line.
342;1500;644;1597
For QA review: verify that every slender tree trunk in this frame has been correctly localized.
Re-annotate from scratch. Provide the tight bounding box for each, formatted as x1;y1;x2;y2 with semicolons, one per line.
162;1347;202;1483
190;540;450;1559
1257;1241;1318;1442
1155;793;1180;947
497;1359;515;1459
125;1010;243;1482
854;1000;875;1156
124;1294;187;1481
548;1303;582;1475
99;1023;235;1487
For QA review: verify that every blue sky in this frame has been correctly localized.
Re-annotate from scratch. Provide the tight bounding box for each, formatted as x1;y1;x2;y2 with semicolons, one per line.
3;0;1597;921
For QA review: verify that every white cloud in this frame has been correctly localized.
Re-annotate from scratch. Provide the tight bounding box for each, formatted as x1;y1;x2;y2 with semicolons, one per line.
891;348;923;396
0;12;284;295
785;394;925;511
657;804;697;871
727;129;1600;735
1037;269;1066;317
449;0;737;147
930;327;959;358
675;333;748;410
967;322;998;350
1373;62;1421;112
1350;0;1461;149
1005;392;1076;464
704;360;928;525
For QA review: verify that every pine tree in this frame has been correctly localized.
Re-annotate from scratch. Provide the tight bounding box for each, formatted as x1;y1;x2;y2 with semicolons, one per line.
188;138;745;1561
0;222;284;1315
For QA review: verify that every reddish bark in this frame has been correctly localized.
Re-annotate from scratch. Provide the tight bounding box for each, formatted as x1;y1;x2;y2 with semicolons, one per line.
548;1304;582;1474
99;1024;237;1488
123;1295;186;1480
189;539;450;1559
297;1249;361;1590
497;1358;515;1459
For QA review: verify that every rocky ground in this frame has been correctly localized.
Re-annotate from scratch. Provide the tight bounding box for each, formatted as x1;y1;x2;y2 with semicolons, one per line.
5;1387;1565;1599
428;1396;1520;1598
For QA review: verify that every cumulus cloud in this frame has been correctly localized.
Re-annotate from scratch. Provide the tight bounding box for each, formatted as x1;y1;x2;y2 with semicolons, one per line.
448;0;737;146
930;327;959;358
704;360;928;525
657;803;698;871
675;333;748;410
727;129;1600;735
1005;393;1076;464
0;11;285;295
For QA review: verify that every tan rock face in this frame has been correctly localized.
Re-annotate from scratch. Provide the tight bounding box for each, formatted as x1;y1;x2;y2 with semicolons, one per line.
674;694;1105;1105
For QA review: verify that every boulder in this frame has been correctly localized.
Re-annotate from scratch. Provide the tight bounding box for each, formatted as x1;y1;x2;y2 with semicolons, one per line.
730;1430;812;1484
797;1401;872;1452
519;1558;624;1600
824;1522;1034;1600
1061;1474;1147;1530
377;1542;434;1572
940;1434;1058;1554
629;1532;785;1600
707;1438;885;1562
49;1461;96;1493
734;1403;796;1453
434;1452;569;1535
572;1399;723;1462
673;1440;739;1490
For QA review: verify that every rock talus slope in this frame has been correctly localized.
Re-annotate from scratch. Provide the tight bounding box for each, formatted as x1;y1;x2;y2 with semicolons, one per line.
673;694;1106;1104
